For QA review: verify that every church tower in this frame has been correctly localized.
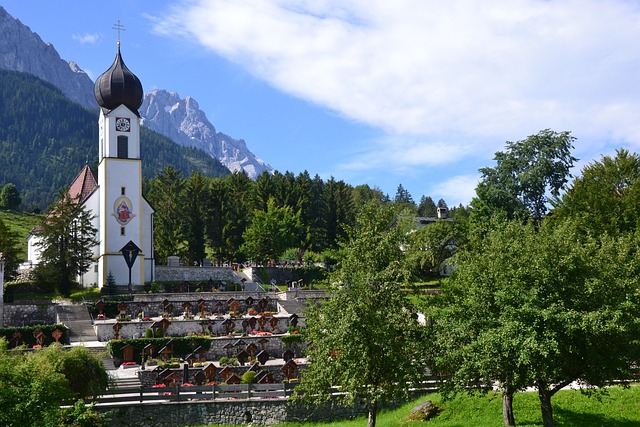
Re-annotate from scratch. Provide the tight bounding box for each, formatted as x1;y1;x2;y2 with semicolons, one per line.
93;43;154;289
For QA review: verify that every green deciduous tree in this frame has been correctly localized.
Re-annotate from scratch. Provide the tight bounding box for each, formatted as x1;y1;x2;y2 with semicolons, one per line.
552;148;640;236
296;202;425;427
0;216;21;282
472;129;577;223
428;220;640;427
241;198;302;263
0;183;21;210
0;339;108;427
34;190;98;297
405;219;460;280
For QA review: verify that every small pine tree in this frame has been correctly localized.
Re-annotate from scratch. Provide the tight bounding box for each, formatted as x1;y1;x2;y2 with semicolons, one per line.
102;271;116;295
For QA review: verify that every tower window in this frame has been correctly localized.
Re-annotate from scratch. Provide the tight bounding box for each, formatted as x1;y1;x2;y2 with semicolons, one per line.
121;187;126;195
117;135;128;158
120;227;126;236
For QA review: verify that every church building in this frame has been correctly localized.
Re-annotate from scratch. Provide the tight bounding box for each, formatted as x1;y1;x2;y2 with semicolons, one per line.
27;43;154;289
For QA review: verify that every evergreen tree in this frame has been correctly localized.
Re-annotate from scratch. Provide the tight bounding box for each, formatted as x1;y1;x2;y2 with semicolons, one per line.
222;171;253;261
182;172;208;265
417;195;437;217
324;177;356;248
252;171;275;212
204;177;228;264
33;189;98;297
147;166;185;264
394;183;415;205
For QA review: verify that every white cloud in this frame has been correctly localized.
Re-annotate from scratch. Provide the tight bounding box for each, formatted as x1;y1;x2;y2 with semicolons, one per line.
72;33;101;45
432;174;480;207
152;0;640;178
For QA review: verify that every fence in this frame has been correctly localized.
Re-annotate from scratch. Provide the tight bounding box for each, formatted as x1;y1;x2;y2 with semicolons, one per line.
84;377;442;406
85;383;296;405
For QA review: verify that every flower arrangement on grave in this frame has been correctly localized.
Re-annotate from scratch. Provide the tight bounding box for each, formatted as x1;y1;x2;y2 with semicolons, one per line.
247;308;259;316
152;383;166;388
32;344;41;349
182;382;194;387
116;315;132;321
206;381;219;386
96;314;106;320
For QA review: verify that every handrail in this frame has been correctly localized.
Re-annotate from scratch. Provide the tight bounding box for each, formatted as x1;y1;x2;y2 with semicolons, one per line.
83;378;443;406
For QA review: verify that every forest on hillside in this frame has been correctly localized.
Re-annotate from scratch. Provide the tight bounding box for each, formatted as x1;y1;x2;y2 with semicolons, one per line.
0;69;229;211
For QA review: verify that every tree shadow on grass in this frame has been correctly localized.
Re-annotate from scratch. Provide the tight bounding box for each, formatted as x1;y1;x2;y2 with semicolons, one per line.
515;407;640;427
555;407;640;427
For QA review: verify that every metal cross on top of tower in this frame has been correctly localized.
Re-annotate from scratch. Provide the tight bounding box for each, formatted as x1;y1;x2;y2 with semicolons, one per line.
112;20;125;47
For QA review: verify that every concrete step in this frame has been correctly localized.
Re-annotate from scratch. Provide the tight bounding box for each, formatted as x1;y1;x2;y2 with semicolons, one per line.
56;303;98;342
110;375;142;390
277;299;305;315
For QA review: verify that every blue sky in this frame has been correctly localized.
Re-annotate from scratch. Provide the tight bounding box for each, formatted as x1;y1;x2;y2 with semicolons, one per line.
3;0;640;207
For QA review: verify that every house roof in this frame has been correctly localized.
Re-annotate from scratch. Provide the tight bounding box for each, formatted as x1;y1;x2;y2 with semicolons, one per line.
68;165;98;204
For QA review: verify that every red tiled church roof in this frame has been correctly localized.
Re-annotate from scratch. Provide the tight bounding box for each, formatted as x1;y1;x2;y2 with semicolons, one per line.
68;165;98;204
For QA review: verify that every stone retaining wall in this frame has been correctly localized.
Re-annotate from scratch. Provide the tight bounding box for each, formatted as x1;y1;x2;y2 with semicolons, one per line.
2;301;56;326
101;397;370;426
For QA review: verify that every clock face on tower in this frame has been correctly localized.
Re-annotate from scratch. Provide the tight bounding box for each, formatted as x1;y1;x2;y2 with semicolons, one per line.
115;117;131;132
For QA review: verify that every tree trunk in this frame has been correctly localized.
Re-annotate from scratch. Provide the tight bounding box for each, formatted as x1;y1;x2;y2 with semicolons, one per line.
368;400;378;427
538;388;554;427
502;389;516;426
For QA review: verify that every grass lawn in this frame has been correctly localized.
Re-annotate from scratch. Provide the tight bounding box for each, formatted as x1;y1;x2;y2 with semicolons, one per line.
0;209;43;259
12;286;102;302
192;385;640;427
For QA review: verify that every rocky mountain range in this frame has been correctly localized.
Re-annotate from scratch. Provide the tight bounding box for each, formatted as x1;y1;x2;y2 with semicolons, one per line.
0;7;96;110
0;6;273;179
140;89;273;179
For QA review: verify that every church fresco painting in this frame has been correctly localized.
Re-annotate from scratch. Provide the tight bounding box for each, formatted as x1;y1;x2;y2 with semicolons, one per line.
112;196;136;226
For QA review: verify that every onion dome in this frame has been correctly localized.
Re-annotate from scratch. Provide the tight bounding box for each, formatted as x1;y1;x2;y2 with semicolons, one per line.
94;46;143;115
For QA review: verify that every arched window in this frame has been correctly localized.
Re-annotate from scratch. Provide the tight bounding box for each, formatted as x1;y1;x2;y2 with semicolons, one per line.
117;135;128;158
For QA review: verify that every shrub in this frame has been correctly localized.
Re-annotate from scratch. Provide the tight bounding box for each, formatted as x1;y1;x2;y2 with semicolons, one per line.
241;370;257;384
219;356;229;365
155;328;164;338
145;329;153;339
61;400;109;427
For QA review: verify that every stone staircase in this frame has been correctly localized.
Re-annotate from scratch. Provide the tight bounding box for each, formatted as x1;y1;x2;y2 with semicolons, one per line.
56;303;97;342
277;299;306;315
109;374;142;390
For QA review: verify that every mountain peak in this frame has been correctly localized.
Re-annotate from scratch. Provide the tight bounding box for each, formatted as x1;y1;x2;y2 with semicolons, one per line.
0;7;272;179
0;6;96;110
140;89;273;179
